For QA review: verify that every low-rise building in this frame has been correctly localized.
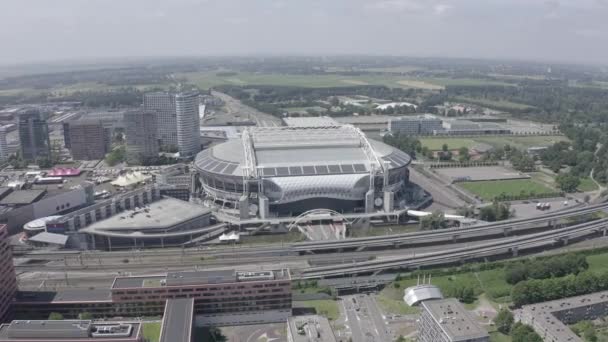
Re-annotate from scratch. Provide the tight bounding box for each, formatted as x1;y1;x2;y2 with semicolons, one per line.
287;315;336;342
0;320;143;342
389;114;444;135
417;298;489;342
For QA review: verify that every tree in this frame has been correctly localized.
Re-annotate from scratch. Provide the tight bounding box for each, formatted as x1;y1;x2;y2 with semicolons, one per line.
505;262;528;285
494;309;514;334
442;143;449;152
511;323;542;342
420;211;447;230
458;146;470;162
78;312;93;320
556;172;581;193
48;312;64;320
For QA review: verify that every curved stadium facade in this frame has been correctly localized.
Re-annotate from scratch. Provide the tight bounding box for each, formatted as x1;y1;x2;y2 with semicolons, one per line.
193;125;412;220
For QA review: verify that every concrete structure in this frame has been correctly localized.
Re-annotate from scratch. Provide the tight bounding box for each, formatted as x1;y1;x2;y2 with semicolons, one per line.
440;120;511;136
175;92;201;158
283;116;339;127
111;269;292;326
0;125;10;160
0;183;95;235
67;119;109;160
23;215;62;236
388;114;444;135
80;197;213;250
193;125;411;220
153;164;192;201
0;320;143;342
334;115;393;132
159;298;193;342
0;225;17;323
124;110;159;165
403;284;444;306
287;315;336;342
514;290;608;342
27;231;69;248
418;298;489;342
144;92;177;150
18;109;50;161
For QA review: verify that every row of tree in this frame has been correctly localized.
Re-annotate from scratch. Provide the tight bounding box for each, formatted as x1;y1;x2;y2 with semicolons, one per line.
504;254;588;285
511;270;608;306
494;310;542;341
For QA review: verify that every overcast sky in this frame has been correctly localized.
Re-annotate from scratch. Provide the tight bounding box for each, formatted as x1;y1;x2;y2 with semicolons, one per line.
2;0;608;66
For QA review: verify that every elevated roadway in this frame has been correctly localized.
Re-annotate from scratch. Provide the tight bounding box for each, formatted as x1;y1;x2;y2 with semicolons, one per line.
300;217;608;278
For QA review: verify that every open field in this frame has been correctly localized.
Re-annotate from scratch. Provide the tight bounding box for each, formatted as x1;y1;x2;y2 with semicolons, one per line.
578;178;599;192
437;166;528;182
142;322;161;342
474;135;569;150
452;96;535;110
419;138;478;151
293;300;340;321
179;71;515;90
458;179;555;201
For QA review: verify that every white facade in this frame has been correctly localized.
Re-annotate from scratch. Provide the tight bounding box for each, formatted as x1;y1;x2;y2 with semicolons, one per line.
175;92;201;158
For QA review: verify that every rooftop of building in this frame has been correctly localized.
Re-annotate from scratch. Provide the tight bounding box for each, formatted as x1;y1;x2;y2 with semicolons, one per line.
159;298;194;342
112;269;290;289
195;125;411;177
80;197;211;234
0;189;46;206
283;116;339;127
421;298;489;342
333;115;394;124
28;231;68;246
516;290;608;342
403;284;444;306
288;315;337;342
0;320;141;341
16;289;112;304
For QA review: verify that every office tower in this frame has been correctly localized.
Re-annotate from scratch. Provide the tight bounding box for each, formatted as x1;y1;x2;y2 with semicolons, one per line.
67;120;109;160
0;126;9;161
18;109;50;161
0;224;17;322
124;110;159;165
143;92;177;150
175;91;201;158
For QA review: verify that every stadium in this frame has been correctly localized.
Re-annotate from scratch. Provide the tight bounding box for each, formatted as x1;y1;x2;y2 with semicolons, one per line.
193;124;413;223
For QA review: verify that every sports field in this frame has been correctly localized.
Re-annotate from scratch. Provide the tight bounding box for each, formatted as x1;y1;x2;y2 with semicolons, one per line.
458;179;554;201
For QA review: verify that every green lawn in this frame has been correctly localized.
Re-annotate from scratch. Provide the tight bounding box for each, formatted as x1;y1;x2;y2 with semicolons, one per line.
458;179;555;201
578;178;599;192
419;138;478;151
294;300;340;321
586;253;608;274
142;322;161;342
474;135;569;150
376;293;419;315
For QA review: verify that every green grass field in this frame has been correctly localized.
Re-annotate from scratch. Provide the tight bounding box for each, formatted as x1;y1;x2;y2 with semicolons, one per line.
419;138;478;151
178;71;515;90
474;135;569;150
577;178;599;192
458;179;555;201
294;300;340;321
142;322;161;342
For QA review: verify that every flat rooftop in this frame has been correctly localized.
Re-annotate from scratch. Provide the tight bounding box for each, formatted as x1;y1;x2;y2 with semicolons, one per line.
421;298;489;342
283;116;339;127
515;290;608;342
159;298;194;342
288;315;337;342
0;189;45;206
16;289;112;303
0;320;141;341
112;269;290;289
82;197;211;232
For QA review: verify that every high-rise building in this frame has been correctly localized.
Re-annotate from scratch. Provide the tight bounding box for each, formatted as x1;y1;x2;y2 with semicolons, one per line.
0;126;9;161
0;224;17;322
175;91;201;158
18;109;50;161
67;120;109;160
143;92;177;150
124;111;159;165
